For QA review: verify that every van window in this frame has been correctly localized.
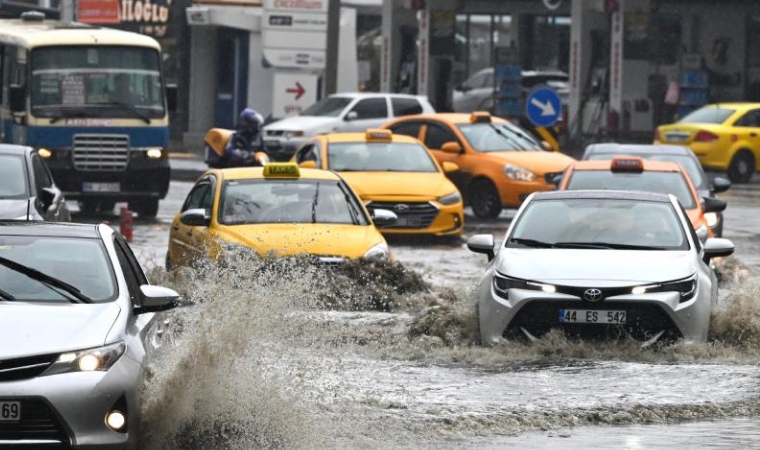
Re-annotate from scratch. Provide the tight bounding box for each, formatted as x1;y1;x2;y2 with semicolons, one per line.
392;98;423;116
349;98;388;120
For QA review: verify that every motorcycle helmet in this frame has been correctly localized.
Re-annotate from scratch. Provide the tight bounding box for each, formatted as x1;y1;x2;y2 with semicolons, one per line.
239;108;264;132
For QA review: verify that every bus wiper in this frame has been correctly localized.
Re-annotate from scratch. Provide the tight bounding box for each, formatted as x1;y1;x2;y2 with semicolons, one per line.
49;110;98;125
510;238;555;248
0;255;92;304
94;101;151;124
311;182;320;224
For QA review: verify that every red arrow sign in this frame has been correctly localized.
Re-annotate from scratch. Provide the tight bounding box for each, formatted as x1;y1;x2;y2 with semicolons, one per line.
286;82;305;100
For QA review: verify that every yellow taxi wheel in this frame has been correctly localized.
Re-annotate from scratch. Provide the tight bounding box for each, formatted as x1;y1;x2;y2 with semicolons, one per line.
469;178;502;220
728;150;755;184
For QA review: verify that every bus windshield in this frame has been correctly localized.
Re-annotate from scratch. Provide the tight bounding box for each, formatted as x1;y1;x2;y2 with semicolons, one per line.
30;46;165;120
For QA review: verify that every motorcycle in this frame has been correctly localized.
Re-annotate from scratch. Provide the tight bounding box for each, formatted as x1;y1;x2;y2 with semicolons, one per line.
204;128;270;168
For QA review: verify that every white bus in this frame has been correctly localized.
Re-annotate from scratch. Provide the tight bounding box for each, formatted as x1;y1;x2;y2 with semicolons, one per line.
0;11;175;217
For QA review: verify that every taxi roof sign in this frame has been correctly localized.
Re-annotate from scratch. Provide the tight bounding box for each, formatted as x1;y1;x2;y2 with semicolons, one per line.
470;111;492;123
610;156;644;172
365;129;392;142
263;162;300;178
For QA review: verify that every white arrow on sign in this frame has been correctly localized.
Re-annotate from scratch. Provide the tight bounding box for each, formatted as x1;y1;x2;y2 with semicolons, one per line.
530;98;556;116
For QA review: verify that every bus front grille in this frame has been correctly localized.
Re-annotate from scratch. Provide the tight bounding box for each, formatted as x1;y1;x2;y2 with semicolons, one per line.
72;134;130;171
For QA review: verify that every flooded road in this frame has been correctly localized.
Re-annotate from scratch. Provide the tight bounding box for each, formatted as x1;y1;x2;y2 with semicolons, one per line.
72;180;760;448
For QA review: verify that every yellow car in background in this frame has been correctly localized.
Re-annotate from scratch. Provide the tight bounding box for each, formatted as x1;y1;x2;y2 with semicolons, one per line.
383;112;575;220
292;129;464;237
655;103;760;183
166;163;395;268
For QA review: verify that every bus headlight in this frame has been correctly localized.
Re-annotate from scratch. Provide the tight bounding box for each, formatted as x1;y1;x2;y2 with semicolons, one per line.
38;148;52;158
145;148;164;159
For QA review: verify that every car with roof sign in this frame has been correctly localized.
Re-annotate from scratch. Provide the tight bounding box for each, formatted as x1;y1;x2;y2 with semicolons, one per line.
292;129;464;237
383;111;575;219
558;156;726;243
582;143;731;237
166;162;396;268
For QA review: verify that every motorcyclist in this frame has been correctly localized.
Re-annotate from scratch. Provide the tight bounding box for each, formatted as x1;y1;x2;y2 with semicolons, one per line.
219;108;268;168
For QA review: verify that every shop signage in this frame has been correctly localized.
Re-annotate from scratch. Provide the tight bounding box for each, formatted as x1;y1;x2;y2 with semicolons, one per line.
263;0;328;69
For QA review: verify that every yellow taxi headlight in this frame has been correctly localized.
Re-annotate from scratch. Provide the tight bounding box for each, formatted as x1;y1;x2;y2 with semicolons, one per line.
438;191;461;205
38;148;52;158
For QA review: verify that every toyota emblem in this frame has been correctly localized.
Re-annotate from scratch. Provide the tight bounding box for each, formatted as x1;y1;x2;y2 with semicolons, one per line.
394;204;409;212
583;288;603;302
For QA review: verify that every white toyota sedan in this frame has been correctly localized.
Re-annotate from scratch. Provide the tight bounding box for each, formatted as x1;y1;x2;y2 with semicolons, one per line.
467;190;734;346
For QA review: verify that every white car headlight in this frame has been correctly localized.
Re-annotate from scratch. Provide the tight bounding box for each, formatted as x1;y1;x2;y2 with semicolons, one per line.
284;131;305;138
363;243;389;260
503;164;536;181
42;341;125;376
704;212;719;228
695;224;709;243
438;191;461;205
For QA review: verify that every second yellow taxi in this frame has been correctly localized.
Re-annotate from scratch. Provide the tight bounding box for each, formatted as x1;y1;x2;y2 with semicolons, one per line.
291;129;464;237
166;162;395;268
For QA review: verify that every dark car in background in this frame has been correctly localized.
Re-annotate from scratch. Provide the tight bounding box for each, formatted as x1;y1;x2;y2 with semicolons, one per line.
0;144;70;221
582;143;731;237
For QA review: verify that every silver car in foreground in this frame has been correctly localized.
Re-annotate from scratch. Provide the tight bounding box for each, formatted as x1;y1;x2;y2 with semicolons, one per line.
0;222;179;448
468;190;734;346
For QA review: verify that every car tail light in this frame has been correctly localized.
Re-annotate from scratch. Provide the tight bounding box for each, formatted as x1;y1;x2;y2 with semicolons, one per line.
693;130;719;142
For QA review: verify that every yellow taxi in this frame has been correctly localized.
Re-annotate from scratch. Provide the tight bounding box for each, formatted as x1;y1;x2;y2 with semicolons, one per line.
291;129;464;237
558;156;727;242
383;112;575;219
655;103;760;183
166;163;395;268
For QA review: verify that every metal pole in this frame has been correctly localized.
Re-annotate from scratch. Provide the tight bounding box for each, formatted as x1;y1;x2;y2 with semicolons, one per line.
324;0;340;95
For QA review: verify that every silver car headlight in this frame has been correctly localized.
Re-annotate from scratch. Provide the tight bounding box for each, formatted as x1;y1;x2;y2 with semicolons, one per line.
704;212;719;228
42;341;126;376
695;224;709;243
493;273;556;300
363;243;389;260
284;131;305;138
630;274;697;303
503;164;536;182
438;191;461;205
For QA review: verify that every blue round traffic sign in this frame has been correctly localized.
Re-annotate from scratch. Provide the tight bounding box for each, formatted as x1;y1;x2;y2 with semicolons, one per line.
525;87;562;128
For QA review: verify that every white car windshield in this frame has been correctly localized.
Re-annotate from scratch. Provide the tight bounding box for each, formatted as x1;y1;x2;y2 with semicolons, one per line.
0;236;116;302
327;143;438;172
301;97;353;117
509;198;689;250
219;179;368;226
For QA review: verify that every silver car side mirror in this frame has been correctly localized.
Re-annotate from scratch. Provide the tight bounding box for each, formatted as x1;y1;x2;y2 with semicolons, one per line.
467;234;495;261
703;238;734;263
138;285;180;313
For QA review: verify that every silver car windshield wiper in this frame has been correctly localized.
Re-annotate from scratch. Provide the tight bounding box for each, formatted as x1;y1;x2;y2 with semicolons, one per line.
0;287;16;301
555;241;667;251
510;238;555;248
0;255;92;304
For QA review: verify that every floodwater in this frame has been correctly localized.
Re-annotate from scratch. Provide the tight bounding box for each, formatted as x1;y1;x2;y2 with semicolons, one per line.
131;248;760;449
119;181;760;449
